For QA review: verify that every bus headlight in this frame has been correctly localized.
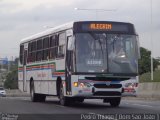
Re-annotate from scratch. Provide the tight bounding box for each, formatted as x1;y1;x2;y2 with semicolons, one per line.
124;82;136;88
79;83;84;88
79;82;91;88
73;82;92;88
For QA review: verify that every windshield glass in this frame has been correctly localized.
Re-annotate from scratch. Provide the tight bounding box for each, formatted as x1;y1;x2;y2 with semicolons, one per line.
75;33;138;74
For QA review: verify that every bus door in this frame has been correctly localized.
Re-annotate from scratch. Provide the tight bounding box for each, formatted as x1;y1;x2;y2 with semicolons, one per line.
23;44;28;92
65;34;74;95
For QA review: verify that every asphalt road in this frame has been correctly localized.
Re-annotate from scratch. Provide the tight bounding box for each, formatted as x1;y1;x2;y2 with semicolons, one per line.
0;97;160;120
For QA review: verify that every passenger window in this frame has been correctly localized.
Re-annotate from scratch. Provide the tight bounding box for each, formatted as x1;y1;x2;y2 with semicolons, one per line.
32;41;37;51
58;33;66;58
37;39;42;50
43;49;49;60
43;37;49;49
59;33;66;45
58;45;65;58
50;47;57;59
50;35;55;47
36;51;42;61
49;35;59;59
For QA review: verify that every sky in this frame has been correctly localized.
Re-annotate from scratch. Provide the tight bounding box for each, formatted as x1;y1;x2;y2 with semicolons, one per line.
0;0;160;60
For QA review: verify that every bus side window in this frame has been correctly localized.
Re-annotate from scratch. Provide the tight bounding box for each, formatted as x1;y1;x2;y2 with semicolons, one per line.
55;35;59;58
43;50;49;60
27;43;30;63
43;37;49;60
36;39;42;61
31;41;37;62
49;35;56;59
20;44;24;64
58;45;64;58
28;41;36;63
43;37;49;49
58;32;66;58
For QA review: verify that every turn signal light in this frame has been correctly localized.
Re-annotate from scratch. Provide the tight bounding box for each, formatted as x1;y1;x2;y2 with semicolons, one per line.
73;82;78;87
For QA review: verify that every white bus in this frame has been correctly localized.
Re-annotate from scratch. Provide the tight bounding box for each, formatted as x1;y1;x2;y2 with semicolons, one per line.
18;21;140;107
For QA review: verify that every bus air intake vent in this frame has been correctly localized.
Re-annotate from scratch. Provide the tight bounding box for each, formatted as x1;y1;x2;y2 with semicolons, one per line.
94;84;122;88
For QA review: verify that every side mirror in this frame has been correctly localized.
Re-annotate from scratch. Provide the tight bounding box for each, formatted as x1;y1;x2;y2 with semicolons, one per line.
67;36;75;51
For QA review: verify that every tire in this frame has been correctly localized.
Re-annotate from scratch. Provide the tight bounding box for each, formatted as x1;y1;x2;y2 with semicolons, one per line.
38;94;46;102
109;97;121;107
59;83;70;106
30;81;46;102
30;81;38;102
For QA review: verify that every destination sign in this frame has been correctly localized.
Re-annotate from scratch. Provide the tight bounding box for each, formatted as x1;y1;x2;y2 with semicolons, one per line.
73;21;136;34
90;23;112;30
82;23;128;32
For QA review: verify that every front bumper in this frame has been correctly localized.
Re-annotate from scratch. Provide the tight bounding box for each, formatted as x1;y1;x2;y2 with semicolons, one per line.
121;87;137;97
72;87;122;98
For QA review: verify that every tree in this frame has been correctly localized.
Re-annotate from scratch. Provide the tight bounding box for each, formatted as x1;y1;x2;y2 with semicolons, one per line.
4;58;18;89
138;47;159;75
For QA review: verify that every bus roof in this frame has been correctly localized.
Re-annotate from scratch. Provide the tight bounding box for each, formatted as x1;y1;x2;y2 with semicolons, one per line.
20;21;74;44
20;21;134;44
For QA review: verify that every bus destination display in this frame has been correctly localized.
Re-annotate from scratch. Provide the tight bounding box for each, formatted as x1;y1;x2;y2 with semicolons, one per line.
75;22;133;33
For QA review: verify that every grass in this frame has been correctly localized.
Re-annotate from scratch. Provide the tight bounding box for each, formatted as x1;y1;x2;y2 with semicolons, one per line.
139;69;160;83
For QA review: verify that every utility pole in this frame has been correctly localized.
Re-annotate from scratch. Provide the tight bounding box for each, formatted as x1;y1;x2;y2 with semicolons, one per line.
150;0;153;81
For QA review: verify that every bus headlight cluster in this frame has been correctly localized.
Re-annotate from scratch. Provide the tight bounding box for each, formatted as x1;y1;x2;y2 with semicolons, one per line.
73;82;91;88
124;82;137;88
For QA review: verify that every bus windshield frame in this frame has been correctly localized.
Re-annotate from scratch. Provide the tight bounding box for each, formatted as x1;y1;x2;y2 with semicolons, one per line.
73;21;139;76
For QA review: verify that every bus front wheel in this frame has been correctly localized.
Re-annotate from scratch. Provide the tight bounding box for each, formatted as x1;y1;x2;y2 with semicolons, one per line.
109;97;121;107
30;81;46;102
59;83;70;106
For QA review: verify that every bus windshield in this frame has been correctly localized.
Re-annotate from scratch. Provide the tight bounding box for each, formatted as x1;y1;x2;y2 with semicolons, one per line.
75;33;138;74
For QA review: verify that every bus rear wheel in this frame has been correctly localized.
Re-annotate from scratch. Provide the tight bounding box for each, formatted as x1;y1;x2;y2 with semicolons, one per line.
30;81;38;102
109;97;121;107
30;81;46;102
59;83;70;106
38;94;46;102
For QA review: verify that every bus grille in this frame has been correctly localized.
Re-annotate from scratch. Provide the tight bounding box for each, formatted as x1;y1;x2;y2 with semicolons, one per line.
93;91;121;96
94;84;122;89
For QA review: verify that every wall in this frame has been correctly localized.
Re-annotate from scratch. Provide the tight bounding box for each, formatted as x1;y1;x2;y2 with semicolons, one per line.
138;82;160;99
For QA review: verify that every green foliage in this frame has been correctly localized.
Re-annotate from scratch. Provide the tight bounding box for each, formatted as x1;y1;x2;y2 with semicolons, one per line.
138;47;159;75
139;70;160;82
4;63;18;89
153;58;160;69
